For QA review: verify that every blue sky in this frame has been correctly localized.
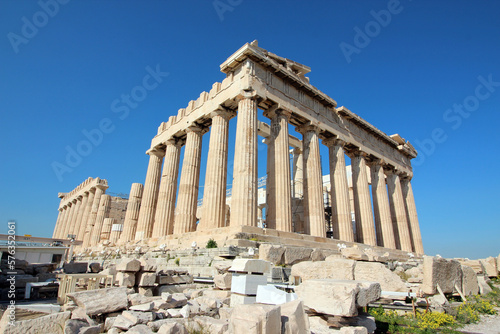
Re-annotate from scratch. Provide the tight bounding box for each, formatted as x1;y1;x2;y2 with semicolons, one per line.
1;0;499;259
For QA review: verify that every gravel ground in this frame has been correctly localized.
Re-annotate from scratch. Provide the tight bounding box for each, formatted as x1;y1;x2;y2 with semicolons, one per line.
459;307;500;334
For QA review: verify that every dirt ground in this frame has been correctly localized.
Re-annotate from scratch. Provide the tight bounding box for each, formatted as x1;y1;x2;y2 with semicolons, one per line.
459;309;500;334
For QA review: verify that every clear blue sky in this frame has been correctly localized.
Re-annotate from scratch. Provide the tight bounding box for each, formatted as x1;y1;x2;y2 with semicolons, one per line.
1;0;499;259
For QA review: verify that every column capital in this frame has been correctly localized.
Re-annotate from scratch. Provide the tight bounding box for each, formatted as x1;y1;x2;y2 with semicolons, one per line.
263;105;292;120
346;148;369;160
147;146;166;158
292;147;302;155
366;157;388;168
209;107;236;121
164;137;182;148
295;122;320;135
236;89;257;101
322;137;347;148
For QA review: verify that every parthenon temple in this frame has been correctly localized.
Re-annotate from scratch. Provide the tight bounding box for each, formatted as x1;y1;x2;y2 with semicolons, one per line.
53;41;424;255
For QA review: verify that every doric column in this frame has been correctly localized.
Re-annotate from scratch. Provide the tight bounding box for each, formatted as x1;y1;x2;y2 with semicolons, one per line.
297;124;325;237
77;188;95;241
401;177;424;254
82;185;106;248
199;109;234;231
100;218;116;241
62;200;77;239
109;222;123;244
230;94;258;227
119;183;143;243
152;139;181;237
370;161;396;249
292;148;304;198
68;196;83;237
173;126;203;234
90;194;111;246
55;206;68;239
264;108;293;232
386;169;412;252
53;206;64;238
264;136;275;229
72;193;88;240
135;147;164;240
323;138;354;242
349;151;377;246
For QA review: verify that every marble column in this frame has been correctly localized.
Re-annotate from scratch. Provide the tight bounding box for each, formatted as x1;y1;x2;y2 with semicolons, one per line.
135;147;164;240
62;200;76;239
82;185;106;248
90;194;111;246
199;110;234;231
173;126;203;234
264;136;275;229
109;223;123;244
264;108;292;232
230;94;258;227
53;207;64;238
152;140;181;237
370;162;396;249
386;169;412;252
100;217;116;241
298;124;325;237
401;177;424;254
55;206;68;239
72;193;88;240
77;188;95;241
292;147;304;198
324;138;354;242
68;196;83;237
119;183;144;243
350;151;377;246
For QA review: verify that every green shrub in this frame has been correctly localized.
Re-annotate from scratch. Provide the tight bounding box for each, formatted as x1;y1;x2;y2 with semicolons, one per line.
206;238;218;249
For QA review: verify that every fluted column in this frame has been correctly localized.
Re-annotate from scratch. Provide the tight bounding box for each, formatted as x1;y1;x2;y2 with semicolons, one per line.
82;185;106;248
62;200;77;239
135;147;164;240
199;110;234;231
69;197;83;237
387;169;412;252
264;136;275;229
350;151;377;246
100;218;116;241
53;207;64;238
90;194;111;246
109;223;123;244
174;126;203;234
401;177;424;254
292;148;304;198
55;206;68;238
77;188;95;241
324;138;354;242
298;124;325;237
152;140;181;237
119;183;144;243
230;94;258;227
72;194;88;239
264;108;293;232
370;161;396;249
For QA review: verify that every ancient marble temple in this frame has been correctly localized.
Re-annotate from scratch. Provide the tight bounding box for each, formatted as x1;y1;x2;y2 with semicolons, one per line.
53;41;424;255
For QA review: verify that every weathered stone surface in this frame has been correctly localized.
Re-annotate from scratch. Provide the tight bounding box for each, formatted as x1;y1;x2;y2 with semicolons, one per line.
67;287;128;315
113;314;138;330
191;316;228;334
310;249;338;262
116;271;136;287
156;275;193;285
219;307;233;321
128;293;157;306
64;319;87;334
230;293;256;306
340;327;368;334
137;272;157;286
116;258;141;272
480;257;498;278
295;279;360;316
203;289;232;300
477;275;493;295
256;284;297;305
88;262;101;273
170;293;188;307
284;247;313;266
2;311;70;334
229;304;281;334
123;310;155;324
356;281;381;307
422;256;462;295
140;258;158;272
104;316;116;331
148;319;185;332
130;302;154;312
214;272;232;290
404;265;423;283
127;324;154;334
230;259;271;274
138;287;154;297
79;325;103;334
363;248;390;262
231;274;267;295
280;300;310;334
457;259;484;274
158;322;188;334
291;259;355;282
461;265;479;296
340;246;369;261
259;244;285;265
63;262;88;274
354;261;407;292
214;263;232;274
161;292;173;302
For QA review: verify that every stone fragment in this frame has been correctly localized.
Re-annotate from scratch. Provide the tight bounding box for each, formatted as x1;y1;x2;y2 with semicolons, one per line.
104;316;116;331
203;289;232;299
113;314;138;330
64;319;87;334
291;259;355;283
88;262;101;273
256;285;297;305
128;293;157;306
63;262;88;274
219;307;233;320
108;328;121;334
123;310;155;324
140;258;158;272
138;287;154;296
295;279;359;316
340;327;368;334
478;275;493;295
127;324;154;334
158;322;188;334
259;244;285;265
116;271;136;287
67;287;128;315
192;316;229;334
231;274;267;295
116;258;141;272
405;265;423;283
363;248;390;262
167;308;183;318
280;300;310;334
480;257;498;278
161;292;173;302
230;293;256;306
214;263;232;274
229;259;271;274
422;256;462;295
137;272;157;286
461;265;479;296
284;247;313;266
79;325;103;334
130;302;154;312
354;261;407;292
340;246;369;261
310;249;339;262
457;259;484;274
214;272;232;290
148;319;185;332
229;304;281;334
356;281;381;307
170;292;188;307
156;275;193;285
